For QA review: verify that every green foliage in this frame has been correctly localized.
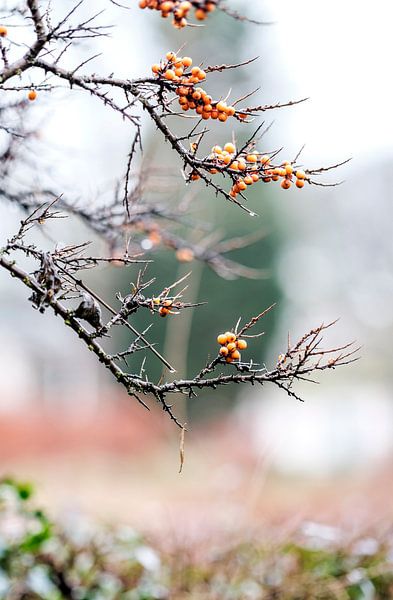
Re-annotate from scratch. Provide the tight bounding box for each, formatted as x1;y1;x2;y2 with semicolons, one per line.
1;480;393;599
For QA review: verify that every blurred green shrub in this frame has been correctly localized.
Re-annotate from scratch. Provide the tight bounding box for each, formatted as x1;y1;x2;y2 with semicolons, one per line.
1;479;392;599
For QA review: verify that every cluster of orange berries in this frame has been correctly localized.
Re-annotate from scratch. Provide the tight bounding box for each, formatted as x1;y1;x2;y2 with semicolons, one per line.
217;331;247;363
152;52;236;122
153;297;174;317
138;0;216;28
220;153;308;199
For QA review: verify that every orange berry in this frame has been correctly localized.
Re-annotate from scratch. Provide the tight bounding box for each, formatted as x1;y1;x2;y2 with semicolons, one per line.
237;180;247;191
231;350;241;361
285;164;293;175
236;339;248;350
182;56;193;68
296;169;306;179
179;1;192;10
230;161;239;171
246;154;258;163
222;154;231;165
161;1;174;11
139;0;148;7
176;248;194;262
224;142;236;154
206;2;216;11
217;334;228;345
244;175;253;185
191;172;200;180
281;179;291;189
225;106;235;116
151;64;161;74
212;145;222;154
164;69;176;80
191;66;201;77
238;161;246;171
159;307;169;317
251;173;259;182
166;51;177;61
27;90;37;101
216;101;227;112
196;105;204;115
201;112;211;120
218;113;228;122
226;356;234;363
175;67;184;77
211;110;219;119
219;346;229;357
260;155;270;165
225;332;236;343
195;8;207;19
296;179;305;188
227;342;237;352
197;70;206;81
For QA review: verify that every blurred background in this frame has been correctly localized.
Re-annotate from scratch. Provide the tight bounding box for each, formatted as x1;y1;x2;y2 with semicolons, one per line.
1;0;393;545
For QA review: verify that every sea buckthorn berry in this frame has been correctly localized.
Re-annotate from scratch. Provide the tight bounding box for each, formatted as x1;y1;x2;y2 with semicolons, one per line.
206;2;216;11
226;356;234;363
244;175;253;185
296;169;306;179
238;161;246;171
0;26;7;37
226;106;236;116
176;248;194;262
260;155;270;165
28;90;37;101
175;67;184;77
251;173;259;182
227;342;237;352
159;306;169;317
216;101;227;112
212;145;222;154
191;171;200;180
182;56;192;67
139;0;148;7
166;51;176;61
218;113;228;122
161;1;174;11
195;8;207;19
230;161;239;171
225;332;236;343
237;180;247;191
217;334;228;345
219;346;229;357
285;164;293;175
164;69;176;80
246;154;258;163
281;179;291;189
151;63;161;74
296;179;305;188
236;339;248;350
231;350;241;361
224;142;236;154
180;1;192;10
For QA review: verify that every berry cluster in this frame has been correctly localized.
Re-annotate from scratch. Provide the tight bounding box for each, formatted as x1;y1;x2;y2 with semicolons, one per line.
138;1;216;28
152;52;236;122
153;297;174;317
217;331;248;363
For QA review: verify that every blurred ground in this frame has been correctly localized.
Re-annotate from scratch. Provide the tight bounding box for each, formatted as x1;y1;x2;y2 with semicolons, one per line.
1;393;392;551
